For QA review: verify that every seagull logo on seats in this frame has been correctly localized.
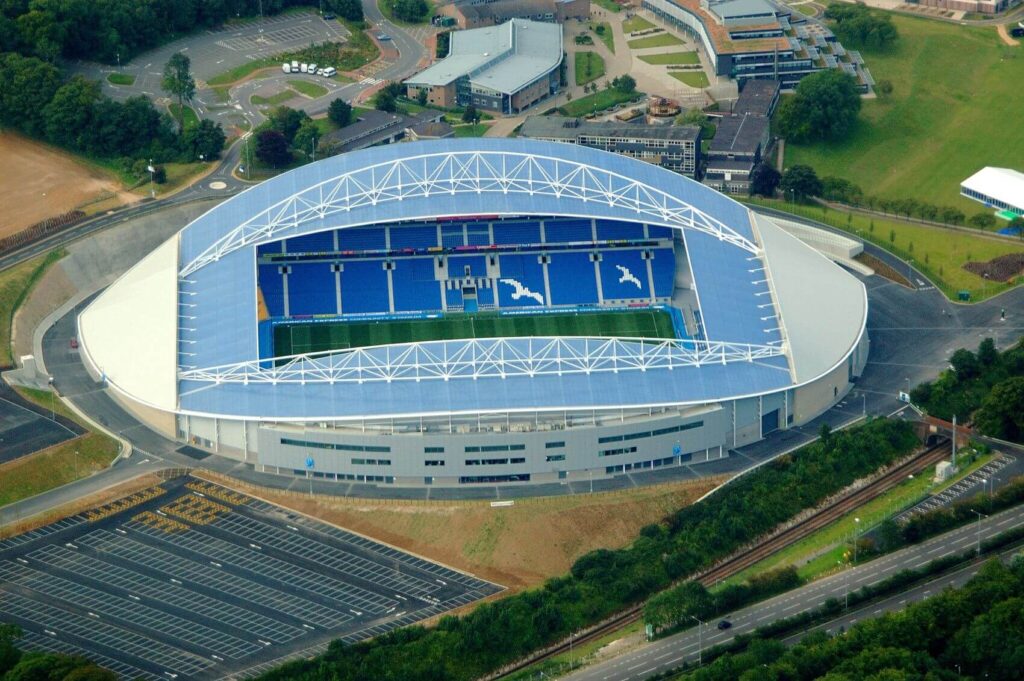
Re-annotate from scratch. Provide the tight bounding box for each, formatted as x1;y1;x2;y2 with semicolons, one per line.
499;278;544;304
616;265;642;289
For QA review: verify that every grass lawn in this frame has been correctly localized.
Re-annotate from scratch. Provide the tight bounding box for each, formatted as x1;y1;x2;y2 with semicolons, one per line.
167;102;199;129
252;90;297;107
288;79;328;98
273;309;676;355
575;51;607;85
335;20;381;72
795;2;816;15
639;51;699;65
590;22;616;53
744;197;1024;301
669;70;709;88
0;249;65;366
560;88;641;116
154;161;210;195
593;0;623;12
504;620;646;680
106;72;135;86
207;58;277;86
453;123;490;137
622;15;655;32
785;14;1024;213
0;387;119;508
377;0;433;25
628;33;684;49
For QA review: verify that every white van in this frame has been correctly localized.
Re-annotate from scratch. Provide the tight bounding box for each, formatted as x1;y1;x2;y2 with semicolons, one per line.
307;63;317;74
300;63;309;73
322;66;337;78
291;60;299;72
282;62;290;73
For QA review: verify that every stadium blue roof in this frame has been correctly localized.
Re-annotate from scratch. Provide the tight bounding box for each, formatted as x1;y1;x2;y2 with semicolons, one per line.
175;139;792;420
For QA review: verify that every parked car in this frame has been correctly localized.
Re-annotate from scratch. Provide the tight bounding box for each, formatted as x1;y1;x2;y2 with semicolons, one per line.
316;68;324;76
322;66;337;78
717;620;732;630
282;62;291;73
378;33;391;41
323;12;336;20
307;63;317;74
1011;27;1024;38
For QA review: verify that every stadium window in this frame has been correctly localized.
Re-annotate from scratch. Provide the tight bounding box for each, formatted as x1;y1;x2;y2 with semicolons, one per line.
459;474;531;484
510;457;526;464
465;446;481;453
598;434;624;444
545;441;566;449
425;446;445;453
599;446;638;457
465;459;481;466
425;460;446;466
546;454;566;462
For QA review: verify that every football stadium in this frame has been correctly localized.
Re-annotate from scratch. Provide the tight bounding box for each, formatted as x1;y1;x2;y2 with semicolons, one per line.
78;139;868;489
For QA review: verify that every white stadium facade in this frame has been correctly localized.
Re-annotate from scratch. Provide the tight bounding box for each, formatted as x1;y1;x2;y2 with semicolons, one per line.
78;139;868;489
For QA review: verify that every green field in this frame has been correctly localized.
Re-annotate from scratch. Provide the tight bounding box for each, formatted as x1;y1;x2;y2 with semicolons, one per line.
622;15;655;32
669;71;709;88
560;88;641;116
168;102;199;128
575;51;607;85
453;123;490;137
628;33;684;49
590;22;616;53
288;79;328;98
252;90;297;107
593;0;623;12
639;51;699;65
275;309;677;355
785;14;1024;212
106;72;135;86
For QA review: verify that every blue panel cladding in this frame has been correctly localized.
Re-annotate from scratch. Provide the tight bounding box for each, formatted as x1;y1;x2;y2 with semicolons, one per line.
548;252;598;305
393;258;441;312
257;264;286;317
337;227;387;251
650;248;676;298
599;249;650;300
286;230;335;253
596;220;645;241
493;221;541;245
288;263;337;316
446;287;464;308
441;224;464;248
340;260;390;314
257;320;274;359
496;254;546;307
647;226;675;239
390;224;438;249
477;284;494;306
544;218;593;244
448;255;488;278
466;223;491;245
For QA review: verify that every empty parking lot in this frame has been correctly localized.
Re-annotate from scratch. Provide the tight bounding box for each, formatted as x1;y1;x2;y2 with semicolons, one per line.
0;475;502;679
0;383;81;465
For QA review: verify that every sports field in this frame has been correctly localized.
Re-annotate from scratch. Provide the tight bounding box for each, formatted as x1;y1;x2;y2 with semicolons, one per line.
274;309;677;355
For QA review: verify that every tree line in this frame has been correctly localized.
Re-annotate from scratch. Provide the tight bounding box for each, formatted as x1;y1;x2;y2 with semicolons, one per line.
0;624;116;681
912;337;1024;443
252;419;917;681
824;3;900;51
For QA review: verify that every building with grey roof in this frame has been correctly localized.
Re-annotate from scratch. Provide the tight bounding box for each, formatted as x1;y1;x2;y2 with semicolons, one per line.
404;19;563;114
319;110;443;156
734;79;780;117
702;113;770;194
519;115;702;177
440;0;590;29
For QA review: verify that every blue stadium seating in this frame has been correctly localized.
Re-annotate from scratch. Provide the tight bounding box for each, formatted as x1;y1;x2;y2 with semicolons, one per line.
466;223;491;246
448;255;488;278
340;260;390;314
258;264;286;318
440;224;465;248
445;286;464;310
595;220;645;241
548;252;598;305
389;224;438;249
338;227;387;251
477;284;495;308
544;219;593;244
496;254;547;307
599;249;650;301
288;263;338;316
650;248;676;298
493;221;541;245
392;258;441;312
286;230;335;253
647;226;675;240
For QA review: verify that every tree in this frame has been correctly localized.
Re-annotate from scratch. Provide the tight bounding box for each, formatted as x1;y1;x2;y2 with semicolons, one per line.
181;118;225;160
780;165;822;201
611;74;636;93
328;97;353;127
0;52;63;137
1008;216;1024;238
293;119;321;159
973;377;1024;442
876;79;894;98
968;213;996;229
0;624;22;677
327;0;364;22
375;88;397;113
268;106;309;143
749;163;781;197
42;75;101;150
462;105;479;123
416;87;427;106
162;52;195;132
390;0;429;22
256;129;291;167
825;4;899;51
776;70;861;143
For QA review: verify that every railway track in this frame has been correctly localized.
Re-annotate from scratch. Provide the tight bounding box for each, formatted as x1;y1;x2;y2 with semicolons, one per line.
489;439;953;679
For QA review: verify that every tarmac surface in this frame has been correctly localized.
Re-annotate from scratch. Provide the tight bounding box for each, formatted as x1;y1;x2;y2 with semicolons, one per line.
0;475;501;680
0;383;81;465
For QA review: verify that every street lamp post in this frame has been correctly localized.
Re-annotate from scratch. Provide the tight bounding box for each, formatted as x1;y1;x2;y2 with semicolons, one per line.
971;509;986;556
691;616;703;666
853;517;861;564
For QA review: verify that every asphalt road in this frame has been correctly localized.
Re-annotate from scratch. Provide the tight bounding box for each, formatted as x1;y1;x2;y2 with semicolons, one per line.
563;504;1024;681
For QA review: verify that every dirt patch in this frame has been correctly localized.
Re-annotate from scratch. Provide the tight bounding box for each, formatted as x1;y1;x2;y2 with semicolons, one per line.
997;23;1020;47
11;261;76;359
0;132;133;238
856;252;911;287
196;471;724;591
963;253;1024;281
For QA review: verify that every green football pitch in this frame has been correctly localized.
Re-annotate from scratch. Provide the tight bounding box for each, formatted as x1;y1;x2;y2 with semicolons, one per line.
274;309;677;355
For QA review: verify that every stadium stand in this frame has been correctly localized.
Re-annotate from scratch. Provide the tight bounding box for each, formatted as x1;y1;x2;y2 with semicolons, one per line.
466;223;491;246
441;224;464;248
288;263;337;316
389;224;439;249
338;227;387;251
548;252;599;306
286;231;335;253
448;255;488;278
340;261;390;314
598;249;650;301
596;219;645;241
393;258;442;312
544;218;593;243
493;221;541;245
258;264;286;318
651;248;676;299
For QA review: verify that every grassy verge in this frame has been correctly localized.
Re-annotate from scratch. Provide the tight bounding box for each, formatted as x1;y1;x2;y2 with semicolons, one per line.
453;123;490;137
593;0;623;12
591;22;616;53
743;197;1024;301
289;79;328;98
669;71;709;88
0;386;120;508
785;14;1024;212
628;33;684;49
167;102;199;129
0;249;66;367
155;161;210;194
207;58;278;86
561;88;642;116
252;90;297;107
575;51;607;85
795;2;816;15
106;72;135;86
639;51;699;65
623;15;655;32
504;620;645;681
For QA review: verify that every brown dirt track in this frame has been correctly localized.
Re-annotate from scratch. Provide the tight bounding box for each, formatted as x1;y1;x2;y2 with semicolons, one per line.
0;131;131;237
